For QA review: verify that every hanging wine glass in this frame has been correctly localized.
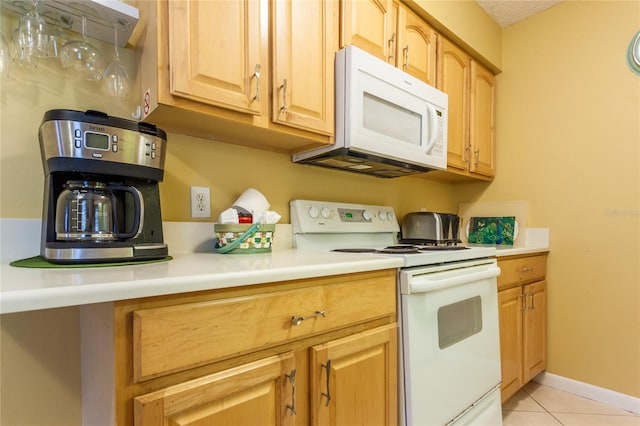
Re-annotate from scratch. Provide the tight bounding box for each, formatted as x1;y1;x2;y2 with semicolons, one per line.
17;0;48;59
11;28;38;69
10;0;47;69
103;24;130;99
60;15;105;80
0;33;11;77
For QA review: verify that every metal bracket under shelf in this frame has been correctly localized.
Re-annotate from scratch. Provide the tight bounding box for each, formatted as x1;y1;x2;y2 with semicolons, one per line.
1;0;139;47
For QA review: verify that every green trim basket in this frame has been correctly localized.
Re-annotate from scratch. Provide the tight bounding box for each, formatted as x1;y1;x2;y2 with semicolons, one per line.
214;223;275;254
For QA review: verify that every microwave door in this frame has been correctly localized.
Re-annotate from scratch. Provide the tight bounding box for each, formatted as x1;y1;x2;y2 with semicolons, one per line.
347;70;446;169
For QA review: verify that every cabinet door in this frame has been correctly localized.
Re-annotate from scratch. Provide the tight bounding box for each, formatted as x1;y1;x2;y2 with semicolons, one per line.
498;286;524;403
340;0;396;63
310;324;397;426
396;4;437;86
523;280;547;383
168;0;266;115
272;0;336;135
469;61;496;177
134;353;296;425
439;37;471;171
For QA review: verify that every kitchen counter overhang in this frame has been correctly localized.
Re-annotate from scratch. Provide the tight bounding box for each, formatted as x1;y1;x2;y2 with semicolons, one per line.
0;250;404;314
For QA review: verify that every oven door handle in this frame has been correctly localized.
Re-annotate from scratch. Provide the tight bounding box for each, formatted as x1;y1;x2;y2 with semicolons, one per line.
402;265;500;294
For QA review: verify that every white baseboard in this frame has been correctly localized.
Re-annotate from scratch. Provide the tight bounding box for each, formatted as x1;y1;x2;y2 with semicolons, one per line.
534;372;640;414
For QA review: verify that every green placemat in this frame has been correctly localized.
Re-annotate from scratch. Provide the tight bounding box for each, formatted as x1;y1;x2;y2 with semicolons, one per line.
10;255;173;269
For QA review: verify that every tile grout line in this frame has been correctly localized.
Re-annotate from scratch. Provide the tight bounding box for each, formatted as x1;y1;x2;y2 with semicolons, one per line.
523;386;566;425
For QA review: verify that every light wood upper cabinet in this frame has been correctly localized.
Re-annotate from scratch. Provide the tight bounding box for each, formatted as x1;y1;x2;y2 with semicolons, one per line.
340;0;397;63
340;1;437;86
395;3;437;86
168;0;264;115
438;37;496;180
439;38;471;171
272;0;336;135
470;61;496;177
133;0;335;153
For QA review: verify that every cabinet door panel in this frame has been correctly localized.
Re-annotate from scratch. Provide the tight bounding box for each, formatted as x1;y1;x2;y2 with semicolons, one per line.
396;5;437;86
470;61;496;177
272;0;335;135
168;0;265;115
134;353;295;426
498;286;523;403
524;280;547;383
311;324;397;426
439;38;470;171
340;0;395;62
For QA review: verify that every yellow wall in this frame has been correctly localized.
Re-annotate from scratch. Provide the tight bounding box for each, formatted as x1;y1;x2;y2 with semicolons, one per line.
1;1;639;424
455;0;640;397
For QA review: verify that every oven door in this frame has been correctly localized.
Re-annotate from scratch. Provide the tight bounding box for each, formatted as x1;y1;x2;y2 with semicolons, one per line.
398;259;502;426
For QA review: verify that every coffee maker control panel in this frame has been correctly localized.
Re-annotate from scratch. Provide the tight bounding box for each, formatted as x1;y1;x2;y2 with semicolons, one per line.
39;110;167;173
41;120;166;170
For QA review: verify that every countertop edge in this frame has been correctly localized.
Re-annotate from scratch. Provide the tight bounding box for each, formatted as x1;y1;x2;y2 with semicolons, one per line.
0;252;403;314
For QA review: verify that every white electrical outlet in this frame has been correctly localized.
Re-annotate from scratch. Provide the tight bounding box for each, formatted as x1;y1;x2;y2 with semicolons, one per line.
190;186;211;218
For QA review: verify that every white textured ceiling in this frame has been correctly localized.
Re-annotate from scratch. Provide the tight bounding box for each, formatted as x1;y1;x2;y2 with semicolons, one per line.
476;0;564;28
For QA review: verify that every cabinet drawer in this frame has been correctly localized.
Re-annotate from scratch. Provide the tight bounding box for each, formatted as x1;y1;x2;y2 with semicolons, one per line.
132;273;396;381
497;255;547;290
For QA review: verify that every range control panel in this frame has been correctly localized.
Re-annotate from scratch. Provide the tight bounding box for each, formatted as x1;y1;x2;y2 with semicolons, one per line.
290;200;399;234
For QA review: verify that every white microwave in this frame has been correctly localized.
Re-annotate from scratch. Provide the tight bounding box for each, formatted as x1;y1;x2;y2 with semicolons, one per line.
293;45;448;178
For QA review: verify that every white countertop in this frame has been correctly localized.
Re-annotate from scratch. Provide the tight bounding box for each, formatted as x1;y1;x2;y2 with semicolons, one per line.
0;220;549;314
0;249;403;314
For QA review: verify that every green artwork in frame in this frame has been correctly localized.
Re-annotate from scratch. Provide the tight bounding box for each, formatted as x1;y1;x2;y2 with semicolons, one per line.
468;216;516;245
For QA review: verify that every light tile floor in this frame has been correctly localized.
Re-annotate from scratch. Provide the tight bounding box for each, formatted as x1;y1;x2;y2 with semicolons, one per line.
502;382;640;426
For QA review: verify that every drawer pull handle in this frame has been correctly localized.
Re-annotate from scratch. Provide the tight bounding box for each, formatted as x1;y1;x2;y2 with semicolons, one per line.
522;267;533;273
286;369;297;415
291;310;326;326
322;360;332;407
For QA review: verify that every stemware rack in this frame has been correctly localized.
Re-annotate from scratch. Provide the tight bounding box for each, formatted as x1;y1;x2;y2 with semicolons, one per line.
0;0;138;46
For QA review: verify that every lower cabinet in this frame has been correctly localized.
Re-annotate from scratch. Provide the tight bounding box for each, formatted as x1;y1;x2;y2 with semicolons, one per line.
497;254;548;403
311;325;397;425
134;353;297;425
80;269;398;426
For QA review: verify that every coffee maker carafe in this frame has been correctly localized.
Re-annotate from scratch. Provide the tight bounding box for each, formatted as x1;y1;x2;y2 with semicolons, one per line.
39;109;169;263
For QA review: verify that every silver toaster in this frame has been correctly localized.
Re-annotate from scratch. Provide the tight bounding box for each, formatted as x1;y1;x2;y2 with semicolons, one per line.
400;212;461;244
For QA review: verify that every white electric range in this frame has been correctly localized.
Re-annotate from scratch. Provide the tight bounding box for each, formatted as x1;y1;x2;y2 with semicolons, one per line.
291;200;503;426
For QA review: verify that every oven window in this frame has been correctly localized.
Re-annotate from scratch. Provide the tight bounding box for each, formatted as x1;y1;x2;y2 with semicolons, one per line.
437;296;483;349
362;92;422;146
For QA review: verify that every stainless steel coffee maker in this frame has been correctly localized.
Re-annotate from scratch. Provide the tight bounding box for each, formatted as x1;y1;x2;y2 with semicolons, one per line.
39;109;169;263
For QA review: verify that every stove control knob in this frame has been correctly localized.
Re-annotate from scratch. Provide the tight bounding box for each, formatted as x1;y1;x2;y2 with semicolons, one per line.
362;210;372;221
308;206;319;219
386;211;395;221
379;211;388;221
321;207;331;219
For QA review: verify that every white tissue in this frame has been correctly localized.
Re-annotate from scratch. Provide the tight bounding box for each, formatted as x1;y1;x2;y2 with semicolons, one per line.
256;210;282;225
218;208;239;224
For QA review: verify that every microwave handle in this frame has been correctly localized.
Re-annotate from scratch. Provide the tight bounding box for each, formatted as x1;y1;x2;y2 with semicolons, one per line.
422;103;438;154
